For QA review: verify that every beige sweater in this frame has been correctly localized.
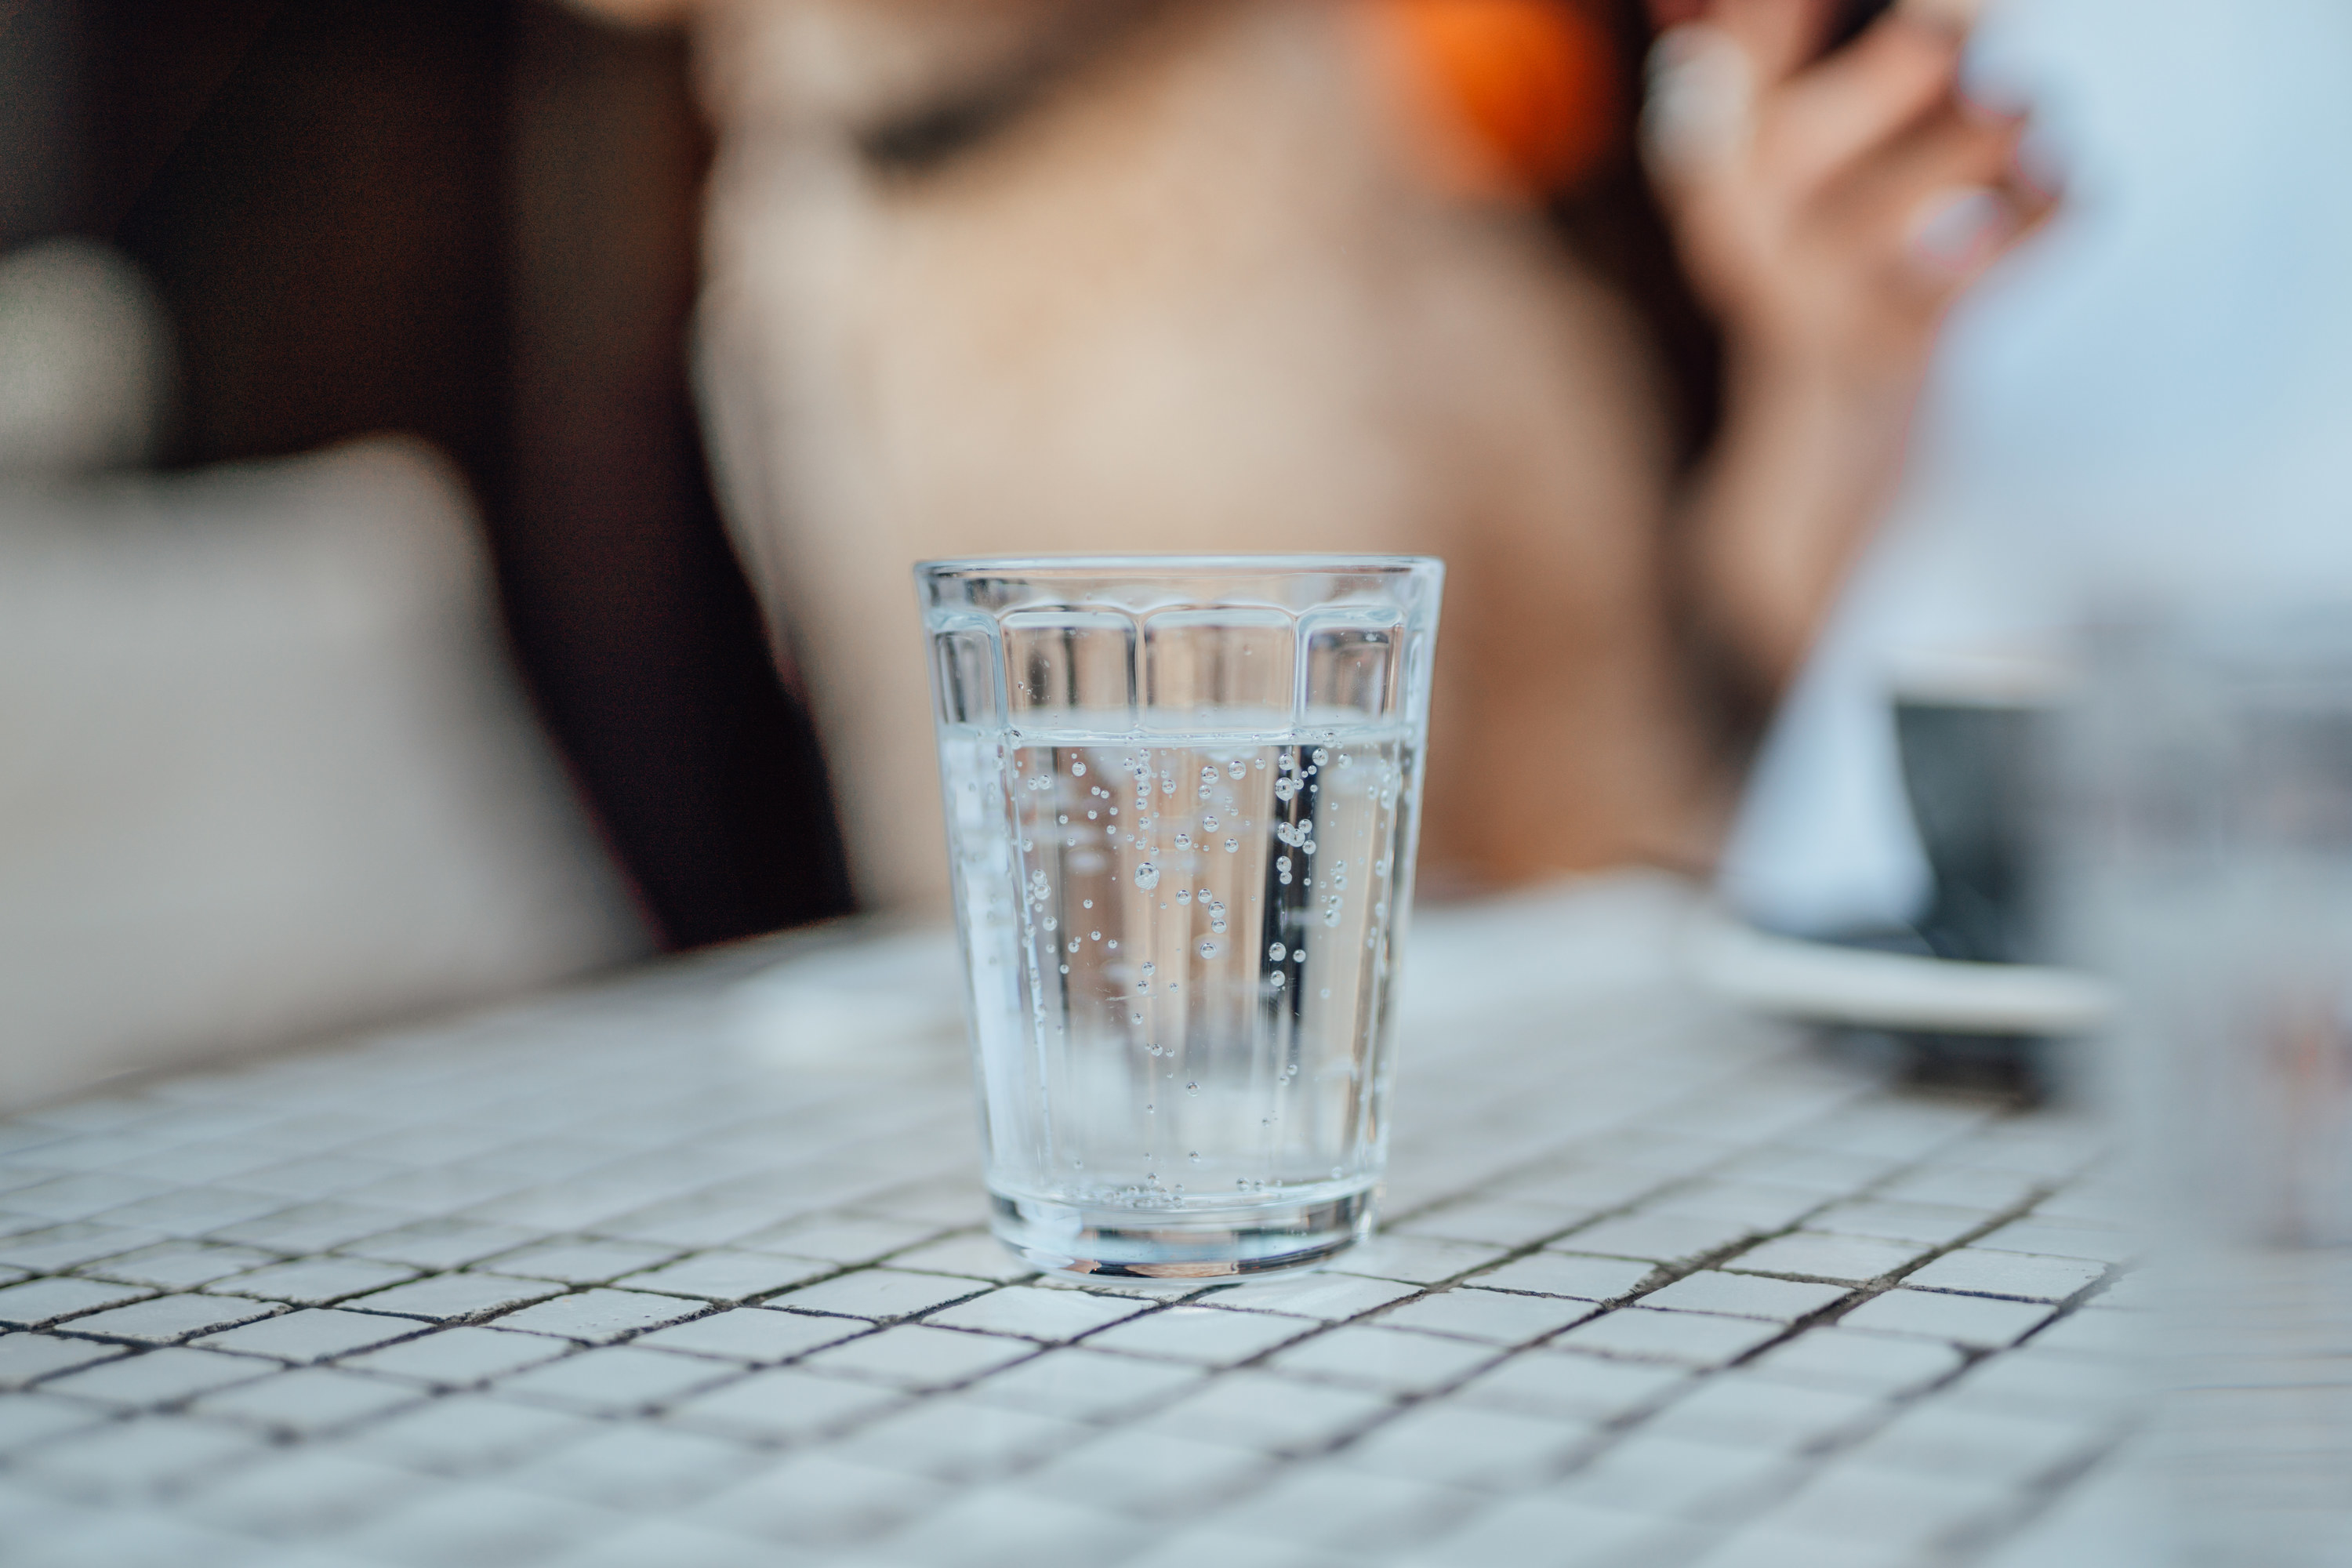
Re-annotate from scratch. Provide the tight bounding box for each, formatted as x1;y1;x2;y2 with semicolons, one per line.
612;0;1717;909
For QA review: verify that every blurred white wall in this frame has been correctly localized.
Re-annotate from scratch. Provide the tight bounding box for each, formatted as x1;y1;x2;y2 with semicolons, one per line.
1725;0;2352;932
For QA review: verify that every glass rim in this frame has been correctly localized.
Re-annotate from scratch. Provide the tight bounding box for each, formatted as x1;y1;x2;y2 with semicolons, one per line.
916;553;1442;579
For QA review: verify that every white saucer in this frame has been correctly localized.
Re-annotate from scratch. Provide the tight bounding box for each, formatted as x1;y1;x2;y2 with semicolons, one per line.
1682;907;2114;1036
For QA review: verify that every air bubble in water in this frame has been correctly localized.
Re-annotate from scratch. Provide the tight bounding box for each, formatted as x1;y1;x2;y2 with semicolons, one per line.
1072;761;1086;775
1312;747;1329;766
1198;939;1219;960
1225;838;1239;853
1269;942;1287;960
1134;862;1160;889
1142;961;1156;975
1228;760;1246;779
1188;1151;1201;1163
1186;1081;1199;1094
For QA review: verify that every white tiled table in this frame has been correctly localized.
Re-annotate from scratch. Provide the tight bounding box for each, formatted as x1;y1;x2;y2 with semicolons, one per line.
0;878;2149;1567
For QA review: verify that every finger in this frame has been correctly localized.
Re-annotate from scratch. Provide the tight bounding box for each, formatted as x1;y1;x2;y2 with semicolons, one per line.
1766;17;1962;196
1821;101;2027;240
1704;0;1837;87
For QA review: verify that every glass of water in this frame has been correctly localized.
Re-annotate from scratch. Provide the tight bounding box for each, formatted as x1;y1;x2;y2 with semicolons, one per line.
919;556;1443;1278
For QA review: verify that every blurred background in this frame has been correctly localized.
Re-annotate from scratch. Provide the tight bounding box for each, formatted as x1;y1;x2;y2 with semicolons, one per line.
2;0;853;1102
9;0;2352;1109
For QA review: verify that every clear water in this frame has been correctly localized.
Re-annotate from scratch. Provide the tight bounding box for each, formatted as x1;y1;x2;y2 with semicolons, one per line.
941;723;1420;1229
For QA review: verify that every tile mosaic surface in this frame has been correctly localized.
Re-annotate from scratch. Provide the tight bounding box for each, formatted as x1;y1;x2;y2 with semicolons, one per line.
0;885;2153;1566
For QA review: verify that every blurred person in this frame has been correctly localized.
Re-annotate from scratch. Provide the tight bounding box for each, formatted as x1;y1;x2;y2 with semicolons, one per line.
575;0;2047;911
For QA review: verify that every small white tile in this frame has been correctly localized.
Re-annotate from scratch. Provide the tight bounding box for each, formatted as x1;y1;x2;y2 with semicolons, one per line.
1377;1288;1592;1345
545;1518;788;1568
481;1239;681;1286
1724;1231;1926;1283
190;1367;423;1435
335;1482;625;1566
1878;1165;2041;1212
78;1241;278;1290
1327;1235;1511;1285
492;1288;703;1342
666;1366;905;1443
341;1218;546;1271
1269;1325;1503;1393
494;1344;737;1414
1839;1288;2053;1348
1138;1369;1393;1453
1454;1348;1690;1423
1745;1327;1965;1396
688;1451;949;1548
766;1267;987;1323
36;1345;275;1407
4;1171;175;1222
1644;1372;1882;1452
506;1423;767;1509
1474;1252;1654;1301
352;1393;597;1475
834;1395;1088;1482
634;1306;864;1363
867;1485;1131;1568
209;1255;419;1305
1945;1347;2141;1421
49;1292;273;1344
1552;1431;1791;1519
1554;1210;1759;1264
885;1233;1038;1283
0;1276;149;1327
0;1330;128;1388
210;1200;413;1253
195;1307;421;1363
1214;1464;1481;1551
1975;1218;2140;1265
338;1326;568;1388
925;1285;1151;1341
347;1272;564;1323
18;1413;265;1498
800;1323;1036;1390
1554;1307;1784;1367
1756;1461;2013;1552
740;1215;938;1263
1341;1402;1592;1490
1903;1248;2110;1304
1417;1494;1693;1568
1653;1181;1828;1232
1196;1272;1419;1321
1811;1199;1993;1247
1640;1272;1849;1322
0;1221;162;1272
961;1346;1207;1421
0;1389;110;1450
1846;1402;2112;1487
1082;1304;1319;1366
1390;1200;1588;1248
1019;1427;1269;1515
619;1250;833;1302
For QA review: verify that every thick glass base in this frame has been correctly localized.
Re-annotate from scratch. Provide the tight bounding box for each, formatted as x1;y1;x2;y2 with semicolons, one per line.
990;1186;1376;1280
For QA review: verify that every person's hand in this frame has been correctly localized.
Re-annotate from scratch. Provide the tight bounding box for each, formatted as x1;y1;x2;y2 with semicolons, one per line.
1646;0;2056;690
1644;0;2052;393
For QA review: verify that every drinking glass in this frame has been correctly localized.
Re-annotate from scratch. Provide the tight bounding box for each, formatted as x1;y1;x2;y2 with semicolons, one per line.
918;556;1443;1278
